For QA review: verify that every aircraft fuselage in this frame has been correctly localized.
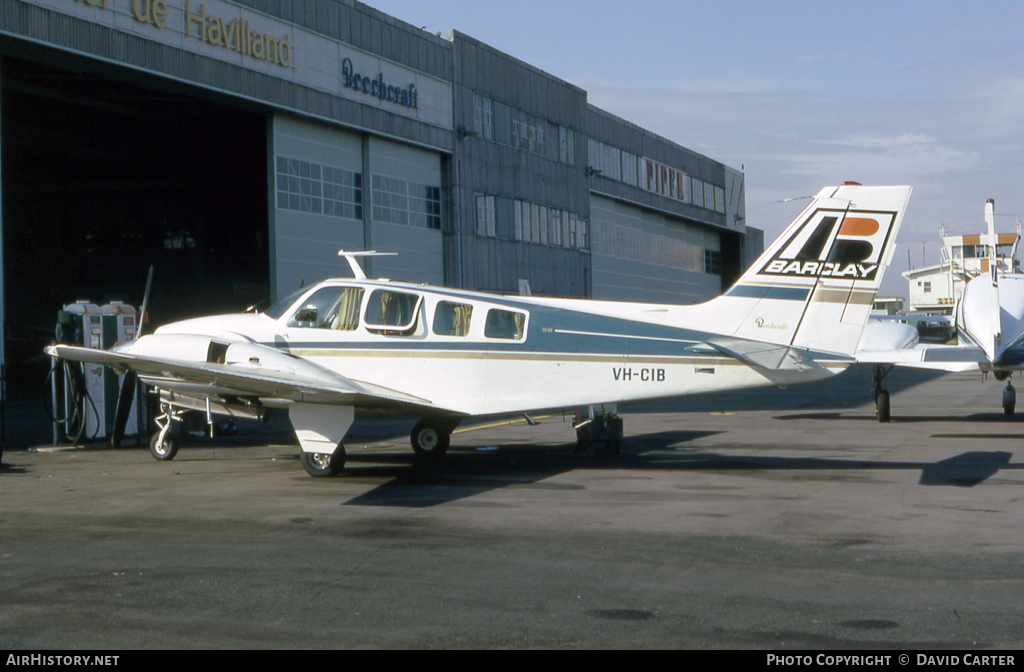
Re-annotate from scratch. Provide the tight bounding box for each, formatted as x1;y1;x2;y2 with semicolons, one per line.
141;279;844;419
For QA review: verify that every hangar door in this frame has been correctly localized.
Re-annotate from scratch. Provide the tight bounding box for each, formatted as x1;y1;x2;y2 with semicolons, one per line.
1;55;270;396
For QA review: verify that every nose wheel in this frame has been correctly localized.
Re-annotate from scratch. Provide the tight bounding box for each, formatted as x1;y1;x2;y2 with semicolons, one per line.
149;403;183;461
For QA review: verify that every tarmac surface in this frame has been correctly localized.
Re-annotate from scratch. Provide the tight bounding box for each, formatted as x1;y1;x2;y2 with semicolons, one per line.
3;365;1024;649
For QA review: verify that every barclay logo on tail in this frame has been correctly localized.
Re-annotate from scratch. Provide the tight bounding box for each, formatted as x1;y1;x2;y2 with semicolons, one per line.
755;207;899;282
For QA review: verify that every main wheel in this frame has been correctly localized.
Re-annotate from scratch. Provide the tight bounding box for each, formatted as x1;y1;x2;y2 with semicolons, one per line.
410;420;451;460
149;431;179;461
1003;384;1016;415
299;443;346;477
875;389;891;423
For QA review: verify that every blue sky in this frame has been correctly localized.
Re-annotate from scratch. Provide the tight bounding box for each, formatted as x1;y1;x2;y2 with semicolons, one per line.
369;0;1024;298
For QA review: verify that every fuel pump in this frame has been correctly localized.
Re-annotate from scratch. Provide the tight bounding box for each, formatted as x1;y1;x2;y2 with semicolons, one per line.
100;302;141;439
50;302;99;444
50;301;141;443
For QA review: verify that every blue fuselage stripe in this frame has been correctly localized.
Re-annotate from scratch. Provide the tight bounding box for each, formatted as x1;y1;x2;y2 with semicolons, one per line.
725;285;810;301
266;303;851;363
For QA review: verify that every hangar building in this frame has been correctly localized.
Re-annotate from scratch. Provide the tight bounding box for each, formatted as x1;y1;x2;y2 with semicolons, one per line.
0;0;751;398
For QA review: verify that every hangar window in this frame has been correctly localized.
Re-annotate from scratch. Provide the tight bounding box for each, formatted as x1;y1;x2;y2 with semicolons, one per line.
704;249;722;275
484;309;526;341
514;201;548;245
372;175;441;230
433;301;473;337
549;208;563;247
476;194;496;237
559;126;576;166
512;109;546;155
567;212;586;249
514;200;587;250
621;151;639;187
591;221;706;272
473;93;494;140
276;157;362;220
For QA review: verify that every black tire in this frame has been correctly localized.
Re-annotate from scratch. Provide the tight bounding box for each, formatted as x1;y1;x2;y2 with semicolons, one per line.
299;443;346;477
876;389;891;423
410;420;450;460
149;432;179;461
1003;386;1016;416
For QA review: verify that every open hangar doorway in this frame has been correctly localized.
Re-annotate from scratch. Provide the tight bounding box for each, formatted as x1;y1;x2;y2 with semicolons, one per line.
1;50;270;405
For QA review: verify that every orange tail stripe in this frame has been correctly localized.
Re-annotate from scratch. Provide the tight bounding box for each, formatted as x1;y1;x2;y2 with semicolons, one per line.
838;217;879;236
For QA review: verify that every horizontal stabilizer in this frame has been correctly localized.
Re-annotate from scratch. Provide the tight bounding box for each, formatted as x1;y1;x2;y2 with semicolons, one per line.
699;337;826;372
856;344;987;372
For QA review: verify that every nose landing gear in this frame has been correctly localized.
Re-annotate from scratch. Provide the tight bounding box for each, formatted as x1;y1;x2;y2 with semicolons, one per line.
149;402;183;461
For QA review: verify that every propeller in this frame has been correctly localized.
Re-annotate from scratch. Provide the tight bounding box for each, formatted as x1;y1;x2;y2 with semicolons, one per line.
110;265;153;447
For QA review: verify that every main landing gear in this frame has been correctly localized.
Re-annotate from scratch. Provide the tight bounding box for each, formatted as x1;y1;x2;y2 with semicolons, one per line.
410;418;461;460
300;417;460;478
299;443;347;477
301;418;459;478
1003;379;1016;415
871;364;892;423
873;365;1017;420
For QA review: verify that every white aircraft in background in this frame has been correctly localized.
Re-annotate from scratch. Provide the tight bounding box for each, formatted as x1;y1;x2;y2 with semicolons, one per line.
858;198;1024;419
47;183;912;477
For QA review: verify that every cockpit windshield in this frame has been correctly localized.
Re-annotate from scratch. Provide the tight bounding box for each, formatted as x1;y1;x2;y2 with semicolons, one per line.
263;288;310;320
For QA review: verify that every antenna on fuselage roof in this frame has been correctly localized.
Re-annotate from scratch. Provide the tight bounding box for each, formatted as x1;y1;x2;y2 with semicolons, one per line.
337;250;397;280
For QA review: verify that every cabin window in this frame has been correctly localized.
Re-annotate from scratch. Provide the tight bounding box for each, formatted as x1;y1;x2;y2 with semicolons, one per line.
484;309;526;340
365;289;421;334
433;302;473;337
286;287;364;330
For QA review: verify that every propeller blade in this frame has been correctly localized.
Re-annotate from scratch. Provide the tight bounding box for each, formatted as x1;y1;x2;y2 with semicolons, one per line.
113;266;153;446
110;370;137;447
137;265;154;339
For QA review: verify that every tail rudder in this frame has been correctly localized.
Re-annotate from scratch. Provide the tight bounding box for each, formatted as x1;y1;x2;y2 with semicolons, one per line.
725;184;911;357
985;199;1001;362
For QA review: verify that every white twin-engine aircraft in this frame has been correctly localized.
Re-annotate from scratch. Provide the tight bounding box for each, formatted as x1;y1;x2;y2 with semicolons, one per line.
46;183;911;477
857;198;1024;419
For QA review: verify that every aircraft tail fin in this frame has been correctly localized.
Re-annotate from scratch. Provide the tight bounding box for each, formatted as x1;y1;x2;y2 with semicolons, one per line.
722;183;911;359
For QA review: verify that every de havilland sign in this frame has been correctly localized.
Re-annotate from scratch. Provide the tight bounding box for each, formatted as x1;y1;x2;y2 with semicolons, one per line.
28;0;451;129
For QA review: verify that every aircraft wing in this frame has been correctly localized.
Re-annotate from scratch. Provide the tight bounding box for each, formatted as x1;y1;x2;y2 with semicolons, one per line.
45;343;437;412
855;343;987;372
